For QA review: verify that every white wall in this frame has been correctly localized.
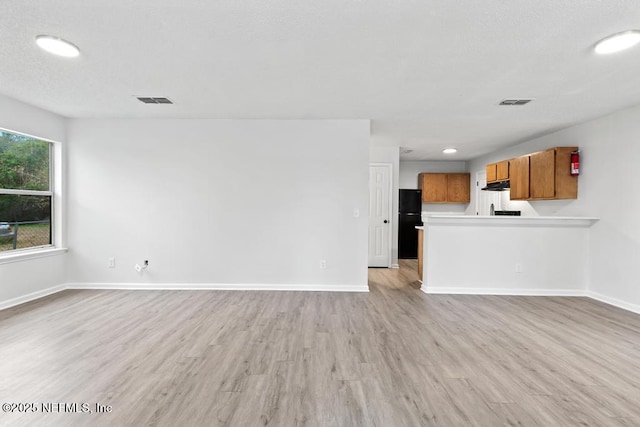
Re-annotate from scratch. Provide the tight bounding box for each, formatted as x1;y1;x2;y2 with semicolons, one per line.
467;103;640;311
0;256;67;308
0;94;67;307
399;160;467;189
370;146;400;266
0;95;66;143
399;160;469;213
66;119;370;290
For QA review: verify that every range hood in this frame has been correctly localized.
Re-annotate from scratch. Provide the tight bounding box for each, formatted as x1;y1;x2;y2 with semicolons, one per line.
482;180;510;191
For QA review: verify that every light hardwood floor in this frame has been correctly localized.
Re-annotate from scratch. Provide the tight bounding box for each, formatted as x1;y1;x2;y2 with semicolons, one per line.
368;259;421;290
1;275;640;426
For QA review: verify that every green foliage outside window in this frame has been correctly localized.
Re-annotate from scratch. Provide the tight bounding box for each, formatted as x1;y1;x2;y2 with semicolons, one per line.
0;131;51;222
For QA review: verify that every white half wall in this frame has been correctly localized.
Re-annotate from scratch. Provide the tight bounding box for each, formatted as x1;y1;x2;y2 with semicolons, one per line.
467;103;640;310
0;94;67;308
422;217;591;295
67;119;370;290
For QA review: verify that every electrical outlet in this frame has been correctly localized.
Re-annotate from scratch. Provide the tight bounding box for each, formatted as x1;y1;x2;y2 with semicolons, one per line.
320;260;327;269
108;257;115;268
353;208;360;218
515;263;523;273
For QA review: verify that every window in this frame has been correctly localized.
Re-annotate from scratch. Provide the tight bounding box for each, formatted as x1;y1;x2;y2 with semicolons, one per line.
0;129;53;253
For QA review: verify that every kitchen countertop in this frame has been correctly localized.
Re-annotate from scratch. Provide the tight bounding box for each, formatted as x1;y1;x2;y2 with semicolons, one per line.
422;215;599;227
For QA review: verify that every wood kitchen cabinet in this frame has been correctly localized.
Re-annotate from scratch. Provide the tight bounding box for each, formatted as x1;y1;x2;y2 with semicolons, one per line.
530;149;556;199
419;173;470;203
486;163;497;182
486;160;509;183
509;147;578;200
496;160;509;181
509;156;530;200
447;173;471;203
419;173;448;202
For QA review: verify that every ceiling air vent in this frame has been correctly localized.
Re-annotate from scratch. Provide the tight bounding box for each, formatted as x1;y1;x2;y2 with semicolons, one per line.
136;97;173;104
499;99;533;106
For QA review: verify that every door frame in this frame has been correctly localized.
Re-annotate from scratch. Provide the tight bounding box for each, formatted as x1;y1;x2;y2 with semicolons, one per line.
475;170;484;215
476;169;502;216
369;162;393;268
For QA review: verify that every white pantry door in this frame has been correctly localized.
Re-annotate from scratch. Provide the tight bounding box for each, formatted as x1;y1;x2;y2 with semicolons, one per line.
368;164;391;267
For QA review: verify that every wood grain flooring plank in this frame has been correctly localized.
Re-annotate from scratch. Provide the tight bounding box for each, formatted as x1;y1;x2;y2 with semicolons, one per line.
487;402;540;427
2;262;640;426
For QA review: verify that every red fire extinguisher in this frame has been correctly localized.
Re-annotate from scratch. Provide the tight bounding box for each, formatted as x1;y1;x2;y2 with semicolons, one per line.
570;150;580;176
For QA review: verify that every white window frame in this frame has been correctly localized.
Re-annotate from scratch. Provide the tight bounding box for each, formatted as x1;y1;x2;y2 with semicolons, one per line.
0;128;66;264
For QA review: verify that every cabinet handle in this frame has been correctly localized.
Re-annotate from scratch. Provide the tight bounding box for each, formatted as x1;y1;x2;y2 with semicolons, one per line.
383;220;388;223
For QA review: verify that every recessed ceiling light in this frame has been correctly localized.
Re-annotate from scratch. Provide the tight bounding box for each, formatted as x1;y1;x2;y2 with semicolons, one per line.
35;35;80;58
594;30;640;54
443;148;457;154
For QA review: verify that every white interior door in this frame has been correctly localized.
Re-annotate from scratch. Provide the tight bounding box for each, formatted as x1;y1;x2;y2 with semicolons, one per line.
368;164;391;267
476;170;502;215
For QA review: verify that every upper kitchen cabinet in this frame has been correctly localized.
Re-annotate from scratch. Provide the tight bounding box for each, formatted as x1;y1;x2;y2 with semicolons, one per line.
486;160;509;183
447;173;471;203
510;147;578;201
530;149;556;199
496;160;509;181
486;163;497;182
419;173;470;203
509;156;530;200
419;173;447;202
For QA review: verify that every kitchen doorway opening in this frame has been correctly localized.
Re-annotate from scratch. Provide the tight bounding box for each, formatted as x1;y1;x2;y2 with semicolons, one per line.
368;259;421;290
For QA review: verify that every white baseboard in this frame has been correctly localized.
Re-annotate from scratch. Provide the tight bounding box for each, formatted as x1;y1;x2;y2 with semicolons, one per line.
420;287;640;315
0;283;369;311
5;284;639;317
0;284;67;311
586;290;640;315
390;264;400;269
421;287;588;297
65;282;370;293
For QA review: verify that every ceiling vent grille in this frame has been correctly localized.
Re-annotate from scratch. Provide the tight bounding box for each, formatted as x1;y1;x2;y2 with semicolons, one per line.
136;97;173;104
499;99;533;106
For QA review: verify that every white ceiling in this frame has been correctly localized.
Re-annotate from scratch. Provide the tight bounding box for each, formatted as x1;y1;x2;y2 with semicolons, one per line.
1;0;640;160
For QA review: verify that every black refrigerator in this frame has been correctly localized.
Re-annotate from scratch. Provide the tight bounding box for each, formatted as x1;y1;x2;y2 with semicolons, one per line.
398;189;423;259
